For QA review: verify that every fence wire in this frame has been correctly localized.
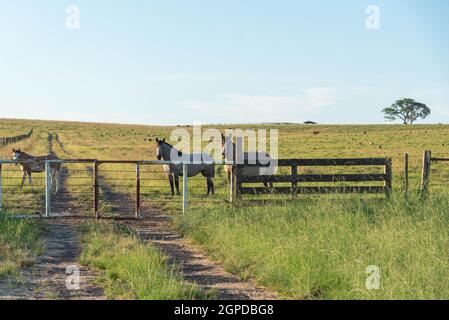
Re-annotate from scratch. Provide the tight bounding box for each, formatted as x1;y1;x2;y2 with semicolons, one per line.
0;160;232;217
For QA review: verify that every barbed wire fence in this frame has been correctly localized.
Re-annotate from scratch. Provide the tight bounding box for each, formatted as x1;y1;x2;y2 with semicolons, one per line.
0;129;33;147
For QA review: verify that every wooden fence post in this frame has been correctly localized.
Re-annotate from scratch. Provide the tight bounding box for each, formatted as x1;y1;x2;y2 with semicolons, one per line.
0;163;2;211
384;158;392;197
229;165;235;203
182;164;188;214
404;153;409;196
93;161;99;219
135;162;141;218
420;150;431;196
235;165;242;198
45;161;51;217
291;165;298;194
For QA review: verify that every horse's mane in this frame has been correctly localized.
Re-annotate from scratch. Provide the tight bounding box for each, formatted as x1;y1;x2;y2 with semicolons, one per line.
19;150;33;157
162;141;183;153
162;141;175;149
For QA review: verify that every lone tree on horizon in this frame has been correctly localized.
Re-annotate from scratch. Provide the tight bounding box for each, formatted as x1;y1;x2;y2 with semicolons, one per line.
382;98;430;124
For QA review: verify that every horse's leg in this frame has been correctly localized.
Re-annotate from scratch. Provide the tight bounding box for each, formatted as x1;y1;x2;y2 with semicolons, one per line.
28;171;32;185
51;168;59;194
20;171;27;189
168;174;175;196
206;178;210;195
174;174;181;196
207;176;214;195
55;169;60;193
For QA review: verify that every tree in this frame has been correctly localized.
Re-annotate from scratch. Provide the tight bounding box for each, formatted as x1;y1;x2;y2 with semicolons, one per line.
382;99;430;124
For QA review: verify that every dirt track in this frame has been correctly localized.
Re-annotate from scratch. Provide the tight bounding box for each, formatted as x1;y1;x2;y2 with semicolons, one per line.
0;219;104;300
122;209;278;300
0;212;278;300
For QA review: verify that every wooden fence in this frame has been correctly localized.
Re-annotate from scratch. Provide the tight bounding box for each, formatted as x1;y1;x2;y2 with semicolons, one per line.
0;129;33;147
420;150;449;195
235;157;393;196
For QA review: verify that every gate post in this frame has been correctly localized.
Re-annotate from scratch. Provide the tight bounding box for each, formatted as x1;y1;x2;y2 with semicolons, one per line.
404;153;409;196
0;163;3;211
45;161;51;217
235;165;242;198
93;161;100;219
229;164;235;203
420;150;431;196
182;164;188;214
135;162;141;219
384;158;392;197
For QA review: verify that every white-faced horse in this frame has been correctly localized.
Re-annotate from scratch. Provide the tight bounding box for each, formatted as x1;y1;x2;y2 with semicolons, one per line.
155;138;215;196
12;149;61;193
221;134;275;187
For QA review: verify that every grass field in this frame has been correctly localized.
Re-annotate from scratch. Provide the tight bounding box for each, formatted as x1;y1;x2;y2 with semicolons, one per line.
78;221;206;299
0;214;44;278
177;193;449;299
2;118;449;299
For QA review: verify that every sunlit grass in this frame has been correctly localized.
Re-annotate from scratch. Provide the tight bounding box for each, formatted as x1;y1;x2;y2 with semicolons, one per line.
177;192;449;299
78;221;210;300
0;213;44;278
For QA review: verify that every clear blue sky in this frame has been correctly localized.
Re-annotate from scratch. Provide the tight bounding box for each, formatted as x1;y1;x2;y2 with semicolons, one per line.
0;0;448;125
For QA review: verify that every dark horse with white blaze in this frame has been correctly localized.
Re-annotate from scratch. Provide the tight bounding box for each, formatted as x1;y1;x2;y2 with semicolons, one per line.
155;138;215;196
12;149;61;193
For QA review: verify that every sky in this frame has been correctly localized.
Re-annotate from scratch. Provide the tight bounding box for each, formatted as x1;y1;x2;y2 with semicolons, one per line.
0;0;448;125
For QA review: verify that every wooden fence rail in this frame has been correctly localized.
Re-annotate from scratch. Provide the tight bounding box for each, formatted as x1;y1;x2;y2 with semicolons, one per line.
236;157;392;196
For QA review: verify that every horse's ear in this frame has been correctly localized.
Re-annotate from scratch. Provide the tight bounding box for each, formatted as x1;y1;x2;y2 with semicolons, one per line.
163;138;166;142
178;151;183;157
221;133;225;141
155;138;159;142
12;148;15;152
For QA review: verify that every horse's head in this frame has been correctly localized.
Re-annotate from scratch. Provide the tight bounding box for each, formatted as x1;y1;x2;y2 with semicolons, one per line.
155;138;183;161
12;148;21;166
155;138;165;160
221;134;234;160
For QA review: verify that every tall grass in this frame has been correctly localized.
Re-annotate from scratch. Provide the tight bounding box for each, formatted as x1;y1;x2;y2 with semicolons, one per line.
78;221;209;300
177;193;449;299
0;213;44;278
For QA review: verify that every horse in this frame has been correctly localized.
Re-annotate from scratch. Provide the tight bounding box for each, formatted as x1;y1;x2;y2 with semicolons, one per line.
155;138;215;196
12;149;61;193
221;134;275;187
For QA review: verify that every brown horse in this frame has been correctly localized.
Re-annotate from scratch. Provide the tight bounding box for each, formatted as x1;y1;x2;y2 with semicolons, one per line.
221;134;275;187
12;149;61;193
